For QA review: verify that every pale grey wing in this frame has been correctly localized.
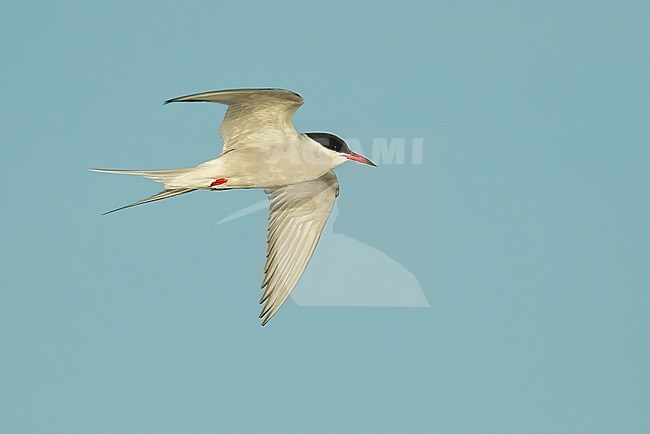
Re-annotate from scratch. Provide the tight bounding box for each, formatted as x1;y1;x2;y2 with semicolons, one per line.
259;171;340;326
165;88;304;154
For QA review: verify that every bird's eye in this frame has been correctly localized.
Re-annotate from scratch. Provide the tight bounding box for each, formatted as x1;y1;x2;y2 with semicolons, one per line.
306;133;345;152
317;137;341;151
325;140;342;152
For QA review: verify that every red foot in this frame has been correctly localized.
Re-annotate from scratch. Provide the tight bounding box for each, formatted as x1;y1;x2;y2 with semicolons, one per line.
210;177;228;187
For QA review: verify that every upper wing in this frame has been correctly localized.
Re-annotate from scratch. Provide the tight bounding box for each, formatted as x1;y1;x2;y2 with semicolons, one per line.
165;88;304;154
259;171;339;325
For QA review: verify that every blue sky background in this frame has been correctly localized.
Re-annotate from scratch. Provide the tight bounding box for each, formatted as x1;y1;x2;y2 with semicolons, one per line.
1;1;649;433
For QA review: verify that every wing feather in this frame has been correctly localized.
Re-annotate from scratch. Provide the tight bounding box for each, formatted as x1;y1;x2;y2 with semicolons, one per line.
259;171;339;325
165;88;304;154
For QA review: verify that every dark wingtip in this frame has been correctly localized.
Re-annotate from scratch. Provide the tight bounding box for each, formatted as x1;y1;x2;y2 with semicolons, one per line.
164;97;193;105
101;204;132;215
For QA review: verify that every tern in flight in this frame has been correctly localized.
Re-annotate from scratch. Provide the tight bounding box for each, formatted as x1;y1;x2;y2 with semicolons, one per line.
92;88;376;325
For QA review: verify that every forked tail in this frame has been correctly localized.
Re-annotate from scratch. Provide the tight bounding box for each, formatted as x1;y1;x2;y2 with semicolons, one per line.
89;168;197;214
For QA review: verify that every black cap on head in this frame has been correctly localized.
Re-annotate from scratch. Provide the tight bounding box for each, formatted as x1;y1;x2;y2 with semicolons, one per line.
305;132;351;154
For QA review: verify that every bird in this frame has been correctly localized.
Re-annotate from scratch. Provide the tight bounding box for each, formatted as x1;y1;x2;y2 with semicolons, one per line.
91;88;376;325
